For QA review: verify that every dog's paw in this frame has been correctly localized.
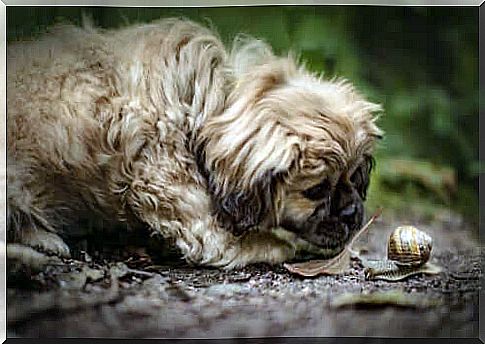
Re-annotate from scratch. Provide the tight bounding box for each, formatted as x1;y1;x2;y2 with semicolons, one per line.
20;229;71;258
223;230;297;269
7;243;62;274
268;240;297;264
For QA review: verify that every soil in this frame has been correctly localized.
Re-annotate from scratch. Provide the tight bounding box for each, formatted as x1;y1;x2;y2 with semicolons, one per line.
6;210;482;338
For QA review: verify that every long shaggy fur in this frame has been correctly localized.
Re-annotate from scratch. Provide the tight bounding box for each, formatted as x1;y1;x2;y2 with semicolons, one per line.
7;18;382;269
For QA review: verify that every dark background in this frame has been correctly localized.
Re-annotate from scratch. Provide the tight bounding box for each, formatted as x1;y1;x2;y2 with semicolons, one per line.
7;6;480;229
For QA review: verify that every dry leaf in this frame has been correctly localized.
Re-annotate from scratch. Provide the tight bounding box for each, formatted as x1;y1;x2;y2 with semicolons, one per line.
284;208;382;277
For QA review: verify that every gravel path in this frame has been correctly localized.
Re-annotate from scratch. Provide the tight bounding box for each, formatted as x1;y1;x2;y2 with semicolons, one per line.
6;211;481;338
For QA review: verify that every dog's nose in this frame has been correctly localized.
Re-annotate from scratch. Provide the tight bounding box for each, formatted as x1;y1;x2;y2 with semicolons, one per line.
339;203;357;218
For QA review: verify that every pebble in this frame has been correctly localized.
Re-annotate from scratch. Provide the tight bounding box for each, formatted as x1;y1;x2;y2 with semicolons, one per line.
204;283;250;297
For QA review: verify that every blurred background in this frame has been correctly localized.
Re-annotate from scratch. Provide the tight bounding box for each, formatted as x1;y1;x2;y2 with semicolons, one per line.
7;6;479;231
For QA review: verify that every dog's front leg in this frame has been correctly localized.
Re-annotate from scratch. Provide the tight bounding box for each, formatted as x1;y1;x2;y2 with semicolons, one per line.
9;227;71;258
203;229;297;270
237;230;297;268
128;202;295;269
127;160;296;269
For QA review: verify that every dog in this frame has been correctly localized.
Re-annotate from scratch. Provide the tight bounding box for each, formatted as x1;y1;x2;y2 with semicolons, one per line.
7;18;383;269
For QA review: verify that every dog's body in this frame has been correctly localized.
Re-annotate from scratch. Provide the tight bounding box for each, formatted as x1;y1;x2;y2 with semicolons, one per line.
7;19;382;269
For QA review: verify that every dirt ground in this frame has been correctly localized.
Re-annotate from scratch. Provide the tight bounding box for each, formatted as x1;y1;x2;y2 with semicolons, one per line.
6;210;482;339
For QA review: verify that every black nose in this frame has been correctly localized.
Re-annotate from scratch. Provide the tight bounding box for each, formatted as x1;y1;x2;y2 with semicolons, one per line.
339;203;357;218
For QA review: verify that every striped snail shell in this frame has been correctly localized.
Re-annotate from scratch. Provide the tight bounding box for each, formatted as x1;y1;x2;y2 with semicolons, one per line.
387;226;433;267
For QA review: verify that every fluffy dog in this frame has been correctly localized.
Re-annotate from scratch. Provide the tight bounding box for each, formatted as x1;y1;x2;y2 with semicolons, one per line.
7;18;382;269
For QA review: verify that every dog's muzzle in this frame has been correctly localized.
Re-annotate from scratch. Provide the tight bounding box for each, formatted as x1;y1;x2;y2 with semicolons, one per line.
282;181;365;255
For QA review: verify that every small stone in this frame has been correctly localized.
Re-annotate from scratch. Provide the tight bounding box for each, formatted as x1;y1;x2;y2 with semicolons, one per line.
205;283;249;297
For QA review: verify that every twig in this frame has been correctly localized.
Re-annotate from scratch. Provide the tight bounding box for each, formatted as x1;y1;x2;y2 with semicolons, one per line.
348;207;383;249
126;268;156;278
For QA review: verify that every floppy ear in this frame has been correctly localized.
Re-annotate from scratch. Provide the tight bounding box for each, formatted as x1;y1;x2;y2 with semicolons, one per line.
195;48;303;236
195;130;301;236
206;166;286;236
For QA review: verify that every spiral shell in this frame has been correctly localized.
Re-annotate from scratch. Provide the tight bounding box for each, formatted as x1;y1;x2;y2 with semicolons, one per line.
387;226;432;267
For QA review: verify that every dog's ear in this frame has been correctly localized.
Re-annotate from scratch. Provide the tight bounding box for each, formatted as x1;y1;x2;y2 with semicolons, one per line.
209;169;283;236
195;53;302;236
195;138;299;236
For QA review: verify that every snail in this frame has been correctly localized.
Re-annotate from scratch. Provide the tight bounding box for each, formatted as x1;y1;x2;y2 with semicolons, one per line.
388;225;433;266
283;210;442;280
364;226;441;281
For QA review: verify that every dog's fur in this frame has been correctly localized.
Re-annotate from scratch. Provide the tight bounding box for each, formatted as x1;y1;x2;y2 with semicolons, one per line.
7;18;383;269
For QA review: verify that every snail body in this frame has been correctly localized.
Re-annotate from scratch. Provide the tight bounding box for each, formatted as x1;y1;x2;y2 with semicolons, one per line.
363;258;441;281
364;226;439;281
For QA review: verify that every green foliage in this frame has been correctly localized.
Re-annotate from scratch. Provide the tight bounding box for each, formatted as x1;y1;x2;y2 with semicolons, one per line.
7;6;479;222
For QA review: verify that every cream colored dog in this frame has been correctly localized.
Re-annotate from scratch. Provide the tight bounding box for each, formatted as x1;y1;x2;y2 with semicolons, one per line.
7;18;382;269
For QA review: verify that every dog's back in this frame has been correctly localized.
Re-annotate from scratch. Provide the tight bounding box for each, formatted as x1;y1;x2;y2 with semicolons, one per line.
6;19;228;240
8;24;116;236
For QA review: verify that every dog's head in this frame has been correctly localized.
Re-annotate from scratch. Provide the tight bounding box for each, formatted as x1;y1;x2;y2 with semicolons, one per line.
197;39;383;255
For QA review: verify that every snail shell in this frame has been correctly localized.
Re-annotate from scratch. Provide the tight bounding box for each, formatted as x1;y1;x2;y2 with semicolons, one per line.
387;226;432;267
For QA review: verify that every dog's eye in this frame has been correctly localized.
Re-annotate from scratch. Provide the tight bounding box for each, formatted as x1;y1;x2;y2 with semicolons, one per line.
350;168;364;191
302;180;331;201
350;160;373;200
